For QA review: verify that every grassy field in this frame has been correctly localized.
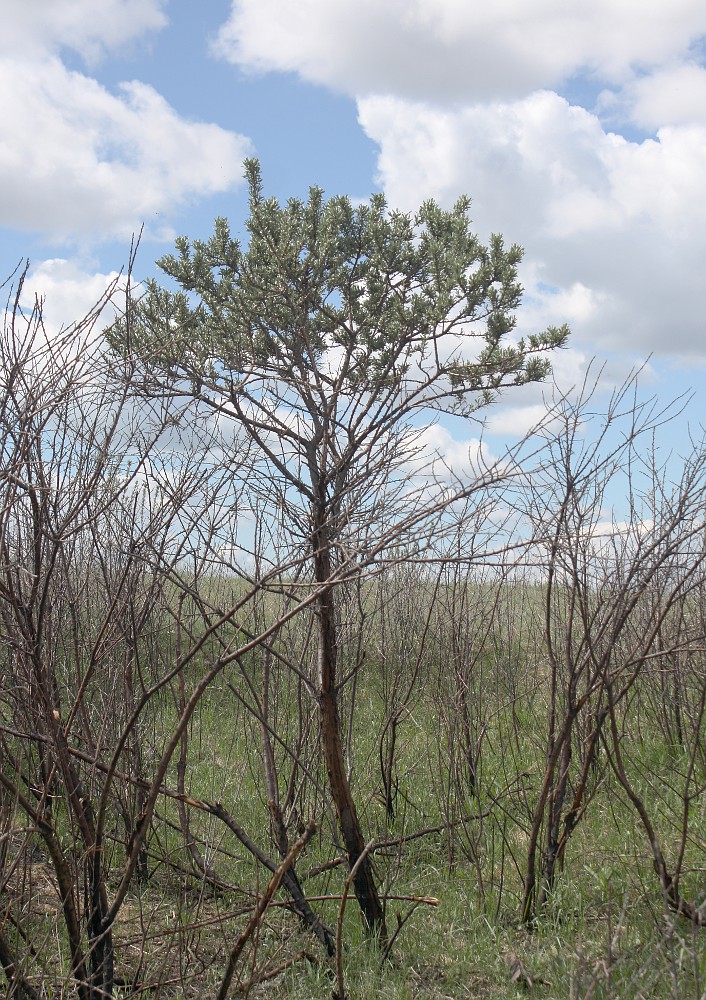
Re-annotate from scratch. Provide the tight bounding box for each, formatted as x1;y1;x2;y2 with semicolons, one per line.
3;566;706;998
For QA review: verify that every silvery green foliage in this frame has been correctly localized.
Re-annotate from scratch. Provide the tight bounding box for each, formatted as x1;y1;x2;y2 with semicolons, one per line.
114;159;568;425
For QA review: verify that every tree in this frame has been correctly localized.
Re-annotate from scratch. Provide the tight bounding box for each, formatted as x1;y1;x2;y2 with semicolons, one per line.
111;160;569;938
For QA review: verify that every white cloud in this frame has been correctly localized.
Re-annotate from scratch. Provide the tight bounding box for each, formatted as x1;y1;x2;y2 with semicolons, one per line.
358;92;706;357
359;91;706;240
518;273;605;331
0;2;251;243
604;63;706;131
215;0;706;100
0;259;125;385
0;56;251;241
9;259;126;369
486;403;559;439
212;0;706;366
20;259;123;332
410;423;497;482
1;0;167;63
483;347;659;443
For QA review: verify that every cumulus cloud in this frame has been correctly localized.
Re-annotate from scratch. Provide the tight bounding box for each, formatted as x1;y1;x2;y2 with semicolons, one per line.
215;0;706;101
486;403;560;439
8;258;127;367
1;0;167;63
211;0;706;368
611;63;706;130
358;92;706;357
408;423;497;483
0;1;251;242
0;258;125;378
359;92;706;240
20;259;123;331
0;57;251;240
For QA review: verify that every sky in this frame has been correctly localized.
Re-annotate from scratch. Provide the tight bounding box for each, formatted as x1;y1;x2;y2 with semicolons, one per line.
2;0;706;476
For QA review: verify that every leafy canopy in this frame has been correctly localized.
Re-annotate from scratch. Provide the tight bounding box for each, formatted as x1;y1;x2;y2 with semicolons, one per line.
116;160;568;426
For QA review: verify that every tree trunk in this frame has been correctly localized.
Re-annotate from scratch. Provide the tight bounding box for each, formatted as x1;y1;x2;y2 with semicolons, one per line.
312;509;387;942
538;734;571;909
261;649;336;956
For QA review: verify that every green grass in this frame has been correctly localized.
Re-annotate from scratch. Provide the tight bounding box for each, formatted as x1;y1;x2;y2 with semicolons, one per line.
117;644;706;999
4;580;706;998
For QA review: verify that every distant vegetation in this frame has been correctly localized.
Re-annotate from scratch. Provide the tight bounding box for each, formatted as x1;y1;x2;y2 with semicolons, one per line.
1;177;706;999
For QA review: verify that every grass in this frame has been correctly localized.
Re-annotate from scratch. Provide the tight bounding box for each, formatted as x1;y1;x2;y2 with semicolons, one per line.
4;577;706;998
115;645;706;999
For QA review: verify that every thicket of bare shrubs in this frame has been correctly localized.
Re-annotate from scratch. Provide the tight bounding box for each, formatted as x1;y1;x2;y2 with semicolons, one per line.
2;267;706;998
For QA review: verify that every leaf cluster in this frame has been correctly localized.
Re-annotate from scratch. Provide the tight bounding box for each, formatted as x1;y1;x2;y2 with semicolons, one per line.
111;159;568;417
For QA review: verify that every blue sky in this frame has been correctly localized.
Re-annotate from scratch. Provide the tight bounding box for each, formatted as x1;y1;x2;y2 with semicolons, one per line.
2;0;706;473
